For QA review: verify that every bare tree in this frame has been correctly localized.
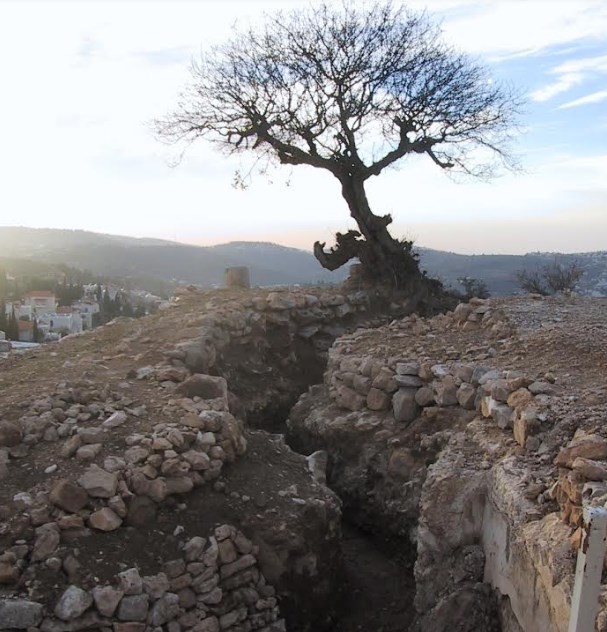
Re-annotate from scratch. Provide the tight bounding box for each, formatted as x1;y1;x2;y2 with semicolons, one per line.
458;277;490;300
516;259;583;295
156;1;522;289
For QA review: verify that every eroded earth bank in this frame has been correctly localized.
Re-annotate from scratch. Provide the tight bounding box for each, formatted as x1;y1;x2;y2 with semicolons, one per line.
1;285;607;632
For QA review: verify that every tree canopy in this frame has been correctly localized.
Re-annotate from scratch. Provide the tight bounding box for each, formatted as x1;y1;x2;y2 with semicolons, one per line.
157;1;522;289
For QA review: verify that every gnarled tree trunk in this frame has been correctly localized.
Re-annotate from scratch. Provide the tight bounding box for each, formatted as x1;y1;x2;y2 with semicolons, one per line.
314;174;422;288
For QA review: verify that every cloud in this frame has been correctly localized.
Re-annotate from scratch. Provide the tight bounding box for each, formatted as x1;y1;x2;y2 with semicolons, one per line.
559;89;607;108
530;73;584;102
531;53;607;103
553;53;607;74
442;1;607;58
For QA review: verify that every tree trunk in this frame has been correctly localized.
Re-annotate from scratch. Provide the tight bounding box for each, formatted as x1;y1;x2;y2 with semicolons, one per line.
314;173;422;288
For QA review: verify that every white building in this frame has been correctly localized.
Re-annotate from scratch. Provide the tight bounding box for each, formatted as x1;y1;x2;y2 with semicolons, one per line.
38;312;83;336
23;291;57;315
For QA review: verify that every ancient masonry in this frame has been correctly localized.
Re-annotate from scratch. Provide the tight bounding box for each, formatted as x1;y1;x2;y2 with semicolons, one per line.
2;287;607;631
0;285;397;632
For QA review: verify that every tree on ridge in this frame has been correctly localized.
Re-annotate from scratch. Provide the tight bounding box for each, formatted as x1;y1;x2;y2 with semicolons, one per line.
156;1;522;290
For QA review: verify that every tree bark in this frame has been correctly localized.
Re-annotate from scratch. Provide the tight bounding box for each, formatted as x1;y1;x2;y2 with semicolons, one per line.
314;173;422;287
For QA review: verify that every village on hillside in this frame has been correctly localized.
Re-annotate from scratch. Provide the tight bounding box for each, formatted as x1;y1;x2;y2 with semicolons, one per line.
0;280;164;348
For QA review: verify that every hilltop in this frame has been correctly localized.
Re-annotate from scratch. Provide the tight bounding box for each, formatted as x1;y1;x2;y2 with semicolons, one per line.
1;227;606;296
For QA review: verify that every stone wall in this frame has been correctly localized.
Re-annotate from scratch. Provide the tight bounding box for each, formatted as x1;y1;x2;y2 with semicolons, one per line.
287;297;588;632
164;286;422;426
1;524;285;632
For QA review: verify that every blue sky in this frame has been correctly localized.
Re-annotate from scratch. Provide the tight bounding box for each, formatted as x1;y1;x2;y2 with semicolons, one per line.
0;0;605;255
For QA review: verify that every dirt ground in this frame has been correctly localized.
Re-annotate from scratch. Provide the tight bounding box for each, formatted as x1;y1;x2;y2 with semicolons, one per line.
2;292;607;632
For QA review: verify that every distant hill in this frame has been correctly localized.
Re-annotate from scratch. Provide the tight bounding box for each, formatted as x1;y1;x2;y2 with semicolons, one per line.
0;227;605;296
0;228;348;288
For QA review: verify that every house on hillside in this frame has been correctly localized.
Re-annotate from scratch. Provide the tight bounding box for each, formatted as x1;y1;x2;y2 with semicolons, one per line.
71;300;100;329
23;291;57;316
37;311;83;337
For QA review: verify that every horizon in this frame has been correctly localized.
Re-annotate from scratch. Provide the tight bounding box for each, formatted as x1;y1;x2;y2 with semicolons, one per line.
0;224;605;258
0;1;605;254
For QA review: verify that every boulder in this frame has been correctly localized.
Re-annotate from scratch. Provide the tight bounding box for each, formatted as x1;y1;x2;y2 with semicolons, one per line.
555;434;607;468
54;585;93;621
335;385;365;412
77;464;118;498
0;599;44;628
49;479;89;513
89;507;122;531
31;524;60;562
366;388;391;411
0;420;22;447
92;585;124;617
176;374;228;400
393;388;419;423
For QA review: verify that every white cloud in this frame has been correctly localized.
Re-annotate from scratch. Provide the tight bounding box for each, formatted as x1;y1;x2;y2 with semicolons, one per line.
530;73;584;102
442;0;607;58
559;89;607;108
532;53;607;103
553;53;607;74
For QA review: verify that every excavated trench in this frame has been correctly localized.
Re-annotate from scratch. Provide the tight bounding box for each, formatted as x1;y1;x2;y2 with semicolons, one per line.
229;352;420;630
216;310;503;631
266;397;420;632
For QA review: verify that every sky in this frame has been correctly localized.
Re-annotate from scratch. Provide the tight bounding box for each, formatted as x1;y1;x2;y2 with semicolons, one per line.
0;0;605;255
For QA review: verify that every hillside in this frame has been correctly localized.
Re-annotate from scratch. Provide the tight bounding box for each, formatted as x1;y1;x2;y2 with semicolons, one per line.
0;228;348;288
0;227;605;295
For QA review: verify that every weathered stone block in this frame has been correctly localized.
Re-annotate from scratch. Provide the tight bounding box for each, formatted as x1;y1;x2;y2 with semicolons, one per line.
392;388;419;423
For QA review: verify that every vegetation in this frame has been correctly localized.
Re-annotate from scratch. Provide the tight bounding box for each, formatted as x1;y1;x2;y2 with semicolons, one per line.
157;1;521;289
516;259;584;295
458;277;490;300
0;303;19;341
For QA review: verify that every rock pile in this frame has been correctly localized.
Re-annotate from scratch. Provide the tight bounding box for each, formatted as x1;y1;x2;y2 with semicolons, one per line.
1;524;285;631
551;431;607;542
324;300;553;450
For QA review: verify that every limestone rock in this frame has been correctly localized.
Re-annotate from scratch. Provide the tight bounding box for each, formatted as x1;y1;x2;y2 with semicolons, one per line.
395;374;423;388
31;524;60;561
176;374;227;400
555;434;607;468
507;388;533;409
0;420;22;447
435;377;458;406
366;387;391;411
335;385;365;412
572;457;607;481
54;585;93;621
89;507;122;531
492;404;514;430
415;387;435;407
102;410;127;429
371;367;398;393
0;598;44;628
392;388;419;423
143;573;170;599
513;408;540;446
50;479;89;513
117;594;149;622
118;568;143;595
306;450;328;485
456;383;476;410
77;464;118;498
92;585;124;617
396;361;420;376
267;292;296;310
